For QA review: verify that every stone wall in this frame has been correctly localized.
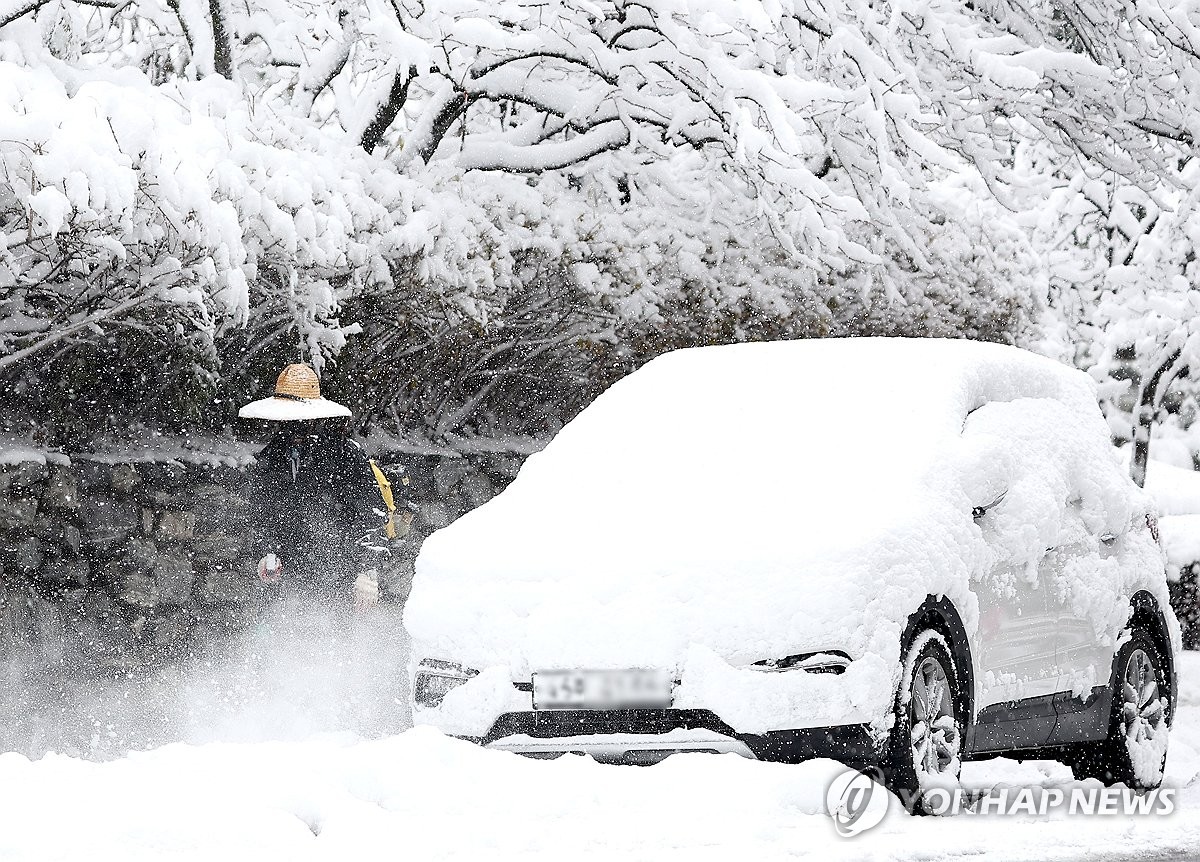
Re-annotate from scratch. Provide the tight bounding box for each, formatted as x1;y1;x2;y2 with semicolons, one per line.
0;447;527;681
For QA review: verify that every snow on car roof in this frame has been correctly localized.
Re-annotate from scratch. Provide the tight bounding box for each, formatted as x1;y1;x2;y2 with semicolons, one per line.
505;336;1096;541
425;337;1100;559
406;338;1150;672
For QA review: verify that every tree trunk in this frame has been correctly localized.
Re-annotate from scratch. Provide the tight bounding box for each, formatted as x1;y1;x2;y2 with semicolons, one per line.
1130;347;1183;488
209;0;233;79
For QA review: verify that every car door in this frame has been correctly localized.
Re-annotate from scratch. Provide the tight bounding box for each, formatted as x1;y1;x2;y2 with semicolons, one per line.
1044;524;1123;743
972;556;1063;750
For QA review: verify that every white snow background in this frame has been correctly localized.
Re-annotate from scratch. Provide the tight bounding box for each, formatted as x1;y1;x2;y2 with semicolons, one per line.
1;639;1198;861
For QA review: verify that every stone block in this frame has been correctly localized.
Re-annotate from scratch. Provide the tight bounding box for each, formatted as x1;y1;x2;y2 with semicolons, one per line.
79;495;140;552
433;459;472;498
153;551;194;604
198;565;256;605
109;463;142;497
155;510;197;542
111;566;159;609
0;498;37;532
192;532;242;567
1;536;43;573
102;537;160;608
418;500;452;530
480;453;524;480
5;461;48;493
40;557;90;588
460;472;495;507
41;465;80;512
62;525;82;557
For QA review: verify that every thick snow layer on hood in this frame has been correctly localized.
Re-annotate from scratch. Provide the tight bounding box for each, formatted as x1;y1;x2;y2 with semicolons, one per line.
406;338;1153;676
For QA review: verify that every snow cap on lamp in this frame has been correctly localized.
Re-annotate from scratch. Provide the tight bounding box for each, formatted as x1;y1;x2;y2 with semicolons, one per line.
238;363;351;421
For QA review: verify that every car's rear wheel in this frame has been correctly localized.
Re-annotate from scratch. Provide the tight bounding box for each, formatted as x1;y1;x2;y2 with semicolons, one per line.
1069;628;1169;790
882;631;963;813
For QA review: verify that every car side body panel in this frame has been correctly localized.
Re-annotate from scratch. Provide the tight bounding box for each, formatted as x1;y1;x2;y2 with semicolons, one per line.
973;561;1061;711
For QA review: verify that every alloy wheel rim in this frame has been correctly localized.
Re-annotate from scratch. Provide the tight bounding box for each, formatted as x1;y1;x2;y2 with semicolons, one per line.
1122;647;1166;744
909;654;960;777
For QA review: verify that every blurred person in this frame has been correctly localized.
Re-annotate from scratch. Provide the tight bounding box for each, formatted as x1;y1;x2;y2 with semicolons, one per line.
238;364;413;611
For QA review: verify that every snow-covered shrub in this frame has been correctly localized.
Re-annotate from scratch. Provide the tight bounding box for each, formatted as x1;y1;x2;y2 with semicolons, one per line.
0;54;405;437
323;251;614;440
826;183;1043;344
5;0;1198;448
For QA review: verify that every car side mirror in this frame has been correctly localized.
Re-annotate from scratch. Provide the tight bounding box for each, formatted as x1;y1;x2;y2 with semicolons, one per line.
972;490;1008;522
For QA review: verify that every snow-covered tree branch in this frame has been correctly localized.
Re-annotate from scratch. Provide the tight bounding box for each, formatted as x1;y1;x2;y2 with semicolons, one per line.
3;0;1199;446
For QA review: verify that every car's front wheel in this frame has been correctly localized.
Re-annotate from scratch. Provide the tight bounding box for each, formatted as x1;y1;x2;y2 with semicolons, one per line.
882;631;964;813
1069;628;1170;790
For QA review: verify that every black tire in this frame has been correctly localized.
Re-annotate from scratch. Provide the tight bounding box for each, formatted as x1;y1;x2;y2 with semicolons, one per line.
1069;628;1170;790
881;631;964;814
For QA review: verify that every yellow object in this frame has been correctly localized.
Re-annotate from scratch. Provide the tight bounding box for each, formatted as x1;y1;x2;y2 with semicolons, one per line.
369;459;398;540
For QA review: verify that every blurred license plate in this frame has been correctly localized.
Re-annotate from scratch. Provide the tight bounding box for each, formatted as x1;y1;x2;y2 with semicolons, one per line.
532;669;673;710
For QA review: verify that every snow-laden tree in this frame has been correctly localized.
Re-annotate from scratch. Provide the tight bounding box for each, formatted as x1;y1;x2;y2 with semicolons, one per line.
898;0;1200;484
1084;185;1200;485
5;0;1063;273
1028;143;1200;484
976;0;1200;481
0;28;428;438
12;0;1196;443
226;0;994;288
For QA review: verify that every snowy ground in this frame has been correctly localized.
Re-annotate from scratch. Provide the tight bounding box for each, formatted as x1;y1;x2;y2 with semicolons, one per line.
0;600;411;759
2;637;1200;860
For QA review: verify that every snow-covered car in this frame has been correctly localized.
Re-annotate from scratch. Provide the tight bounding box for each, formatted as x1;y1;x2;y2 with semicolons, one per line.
404;338;1179;804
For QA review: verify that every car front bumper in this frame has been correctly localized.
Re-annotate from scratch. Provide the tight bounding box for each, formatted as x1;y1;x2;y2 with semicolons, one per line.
486;729;758;764
412;648;889;736
468;707;880;768
411;646;892;767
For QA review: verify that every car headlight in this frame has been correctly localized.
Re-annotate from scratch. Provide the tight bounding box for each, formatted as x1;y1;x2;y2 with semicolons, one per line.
747;651;849;675
414;658;480;707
